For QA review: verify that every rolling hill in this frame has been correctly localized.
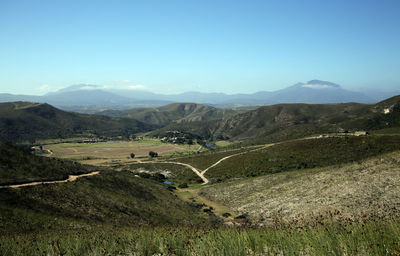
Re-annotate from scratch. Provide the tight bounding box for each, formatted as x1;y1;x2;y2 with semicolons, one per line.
0;102;155;143
215;95;400;141
146;95;400;142
0;142;210;235
0;142;95;186
106;103;241;126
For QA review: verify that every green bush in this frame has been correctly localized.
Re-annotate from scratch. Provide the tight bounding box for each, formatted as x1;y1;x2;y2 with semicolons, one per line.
178;183;188;188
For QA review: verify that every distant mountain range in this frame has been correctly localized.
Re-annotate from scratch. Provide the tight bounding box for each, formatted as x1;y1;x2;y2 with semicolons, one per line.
1;80;399;113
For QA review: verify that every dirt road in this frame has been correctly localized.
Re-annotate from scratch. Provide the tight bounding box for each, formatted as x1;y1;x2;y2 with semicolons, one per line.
149;161;209;184
0;171;100;189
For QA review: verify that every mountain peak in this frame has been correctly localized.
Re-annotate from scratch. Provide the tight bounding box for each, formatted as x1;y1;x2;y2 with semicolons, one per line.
303;80;341;89
48;84;103;95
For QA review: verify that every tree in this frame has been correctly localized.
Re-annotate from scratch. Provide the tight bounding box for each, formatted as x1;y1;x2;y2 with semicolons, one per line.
130;153;135;159
149;151;158;158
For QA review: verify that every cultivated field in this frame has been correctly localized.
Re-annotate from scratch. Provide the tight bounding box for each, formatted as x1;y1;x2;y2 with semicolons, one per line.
43;138;199;165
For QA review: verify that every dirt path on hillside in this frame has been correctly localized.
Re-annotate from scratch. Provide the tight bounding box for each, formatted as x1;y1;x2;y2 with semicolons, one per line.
200;133;357;176
201;144;276;175
0;171;100;189
141;161;209;184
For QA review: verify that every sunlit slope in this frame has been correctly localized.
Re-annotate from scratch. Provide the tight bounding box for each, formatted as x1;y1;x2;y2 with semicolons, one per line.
201;150;400;226
117;103;239;126
216;95;400;141
0;144;210;233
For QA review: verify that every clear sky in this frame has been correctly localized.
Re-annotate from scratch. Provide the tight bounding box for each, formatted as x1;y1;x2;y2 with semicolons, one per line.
0;0;399;95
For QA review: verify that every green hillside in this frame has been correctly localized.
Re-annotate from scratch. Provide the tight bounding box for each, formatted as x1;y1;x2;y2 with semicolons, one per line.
216;102;366;140
0;143;212;234
0;102;156;143
149;119;221;140
0;142;95;186
205;135;400;182
0;171;210;233
148;95;400;142
217;95;400;141
117;103;240;126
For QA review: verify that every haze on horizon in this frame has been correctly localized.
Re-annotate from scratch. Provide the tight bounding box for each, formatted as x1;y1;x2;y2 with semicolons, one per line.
1;0;399;95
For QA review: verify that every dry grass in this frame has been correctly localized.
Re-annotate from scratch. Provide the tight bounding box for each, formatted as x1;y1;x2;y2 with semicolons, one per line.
176;188;236;219
201;151;400;226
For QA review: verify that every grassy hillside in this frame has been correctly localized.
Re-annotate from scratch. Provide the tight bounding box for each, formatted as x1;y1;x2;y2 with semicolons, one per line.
0;170;211;234
146;95;400;142
0;146;215;234
116;103;239;126
0;141;213;234
0;102;155;143
220;95;400;140
201;150;400;226
216;102;367;140
0;142;95;186
149;119;222;140
205;135;400;182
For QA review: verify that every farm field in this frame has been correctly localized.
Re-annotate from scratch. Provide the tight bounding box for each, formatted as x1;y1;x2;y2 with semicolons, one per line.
42;138;200;165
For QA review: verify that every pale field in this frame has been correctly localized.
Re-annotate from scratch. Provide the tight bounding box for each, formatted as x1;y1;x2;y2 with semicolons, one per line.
200;150;400;226
44;138;198;166
215;140;234;147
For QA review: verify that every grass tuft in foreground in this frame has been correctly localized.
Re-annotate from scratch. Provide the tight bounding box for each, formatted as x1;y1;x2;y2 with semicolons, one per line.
1;219;399;255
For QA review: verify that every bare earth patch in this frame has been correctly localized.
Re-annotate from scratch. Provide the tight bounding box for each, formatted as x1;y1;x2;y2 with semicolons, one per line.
200;151;400;226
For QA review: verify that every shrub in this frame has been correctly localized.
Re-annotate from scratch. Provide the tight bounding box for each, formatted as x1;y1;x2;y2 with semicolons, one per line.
149;151;158;158
222;212;231;218
178;183;188;188
167;185;176;191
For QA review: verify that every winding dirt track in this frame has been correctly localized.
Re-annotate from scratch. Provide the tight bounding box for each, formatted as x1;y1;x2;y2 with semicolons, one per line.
201;143;277;175
141;143;278;184
0;171;100;189
159;161;209;184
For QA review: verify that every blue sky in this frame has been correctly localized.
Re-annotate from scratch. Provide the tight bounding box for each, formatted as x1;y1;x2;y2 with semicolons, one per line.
0;0;399;95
